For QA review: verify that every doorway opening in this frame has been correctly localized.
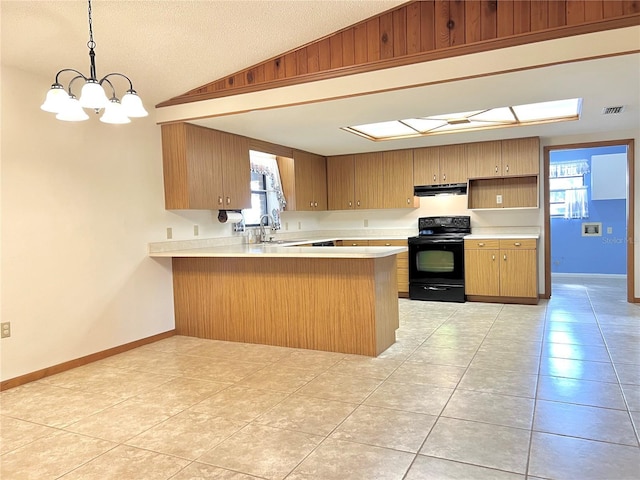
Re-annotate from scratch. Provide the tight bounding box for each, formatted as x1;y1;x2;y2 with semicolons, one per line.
543;139;635;303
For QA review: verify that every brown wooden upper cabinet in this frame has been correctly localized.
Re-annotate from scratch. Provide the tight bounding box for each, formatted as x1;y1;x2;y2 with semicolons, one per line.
327;152;385;210
383;150;417;209
413;145;467;185
328;151;417;210
355;152;385;209
161;123;251;210
466;138;540;178
327;154;356;210
279;150;327;211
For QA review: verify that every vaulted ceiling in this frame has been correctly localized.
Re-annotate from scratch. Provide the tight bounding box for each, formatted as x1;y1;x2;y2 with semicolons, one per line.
2;1;639;156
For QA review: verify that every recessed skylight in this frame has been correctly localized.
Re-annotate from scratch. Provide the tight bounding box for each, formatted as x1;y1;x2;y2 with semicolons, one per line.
343;98;582;141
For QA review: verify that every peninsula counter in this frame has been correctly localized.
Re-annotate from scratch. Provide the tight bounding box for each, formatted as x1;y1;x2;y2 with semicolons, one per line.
150;244;405;356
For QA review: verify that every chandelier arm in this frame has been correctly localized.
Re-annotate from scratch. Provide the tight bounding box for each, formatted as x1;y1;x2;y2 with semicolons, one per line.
54;68;88;85
67;75;86;95
100;72;135;91
101;78;117;99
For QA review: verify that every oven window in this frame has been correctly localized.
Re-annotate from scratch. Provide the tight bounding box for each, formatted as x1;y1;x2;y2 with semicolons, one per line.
416;250;455;273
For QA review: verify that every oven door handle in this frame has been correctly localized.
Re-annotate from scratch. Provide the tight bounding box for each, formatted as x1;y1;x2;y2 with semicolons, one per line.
424;286;448;291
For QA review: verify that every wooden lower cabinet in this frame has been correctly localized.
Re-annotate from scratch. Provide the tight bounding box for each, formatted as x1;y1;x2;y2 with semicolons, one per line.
464;238;538;304
370;240;408;297
336;239;408;297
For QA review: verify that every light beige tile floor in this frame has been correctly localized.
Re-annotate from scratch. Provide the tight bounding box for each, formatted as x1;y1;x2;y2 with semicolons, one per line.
1;276;639;479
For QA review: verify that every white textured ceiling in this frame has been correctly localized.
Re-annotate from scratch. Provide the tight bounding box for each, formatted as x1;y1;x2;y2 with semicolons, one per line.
2;1;639;155
1;0;405;106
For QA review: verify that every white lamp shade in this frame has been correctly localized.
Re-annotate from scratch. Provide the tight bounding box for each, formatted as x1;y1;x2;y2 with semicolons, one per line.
55;96;90;122
41;86;70;113
79;80;109;109
100;99;131;124
121;91;148;118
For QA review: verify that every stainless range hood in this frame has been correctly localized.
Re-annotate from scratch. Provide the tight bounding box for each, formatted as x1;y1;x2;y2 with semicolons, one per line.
414;183;468;196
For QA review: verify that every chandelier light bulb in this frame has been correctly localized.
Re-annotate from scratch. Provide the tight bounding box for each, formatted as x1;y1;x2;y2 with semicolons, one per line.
100;98;131;124
79;80;109;109
121;90;148;118
55;95;90;122
40;84;69;113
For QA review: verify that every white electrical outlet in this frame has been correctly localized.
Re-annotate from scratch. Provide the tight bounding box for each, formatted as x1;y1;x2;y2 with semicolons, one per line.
496;195;503;204
1;322;10;339
364;219;369;227
194;225;199;236
166;227;173;239
607;227;613;234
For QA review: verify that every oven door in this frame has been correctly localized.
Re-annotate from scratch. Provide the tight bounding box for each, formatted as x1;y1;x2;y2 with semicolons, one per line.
408;237;465;302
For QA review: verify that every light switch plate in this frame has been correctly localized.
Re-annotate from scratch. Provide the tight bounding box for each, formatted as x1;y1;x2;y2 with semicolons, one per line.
607;227;613;234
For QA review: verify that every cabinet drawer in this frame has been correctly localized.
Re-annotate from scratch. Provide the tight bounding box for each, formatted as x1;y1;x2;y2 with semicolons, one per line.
464;239;500;249
341;240;370;246
396;255;408;268
369;240;407;247
499;239;537;249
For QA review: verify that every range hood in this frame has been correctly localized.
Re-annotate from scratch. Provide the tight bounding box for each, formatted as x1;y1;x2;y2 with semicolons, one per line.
414;183;468;197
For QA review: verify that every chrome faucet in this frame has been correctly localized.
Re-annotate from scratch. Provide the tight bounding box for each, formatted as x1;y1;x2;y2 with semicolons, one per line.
259;214;275;243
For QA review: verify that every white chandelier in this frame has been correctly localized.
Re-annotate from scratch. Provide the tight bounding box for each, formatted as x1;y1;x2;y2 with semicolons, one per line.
40;0;148;124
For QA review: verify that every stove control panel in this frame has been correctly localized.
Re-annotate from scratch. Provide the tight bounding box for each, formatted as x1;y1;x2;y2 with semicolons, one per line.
418;216;471;231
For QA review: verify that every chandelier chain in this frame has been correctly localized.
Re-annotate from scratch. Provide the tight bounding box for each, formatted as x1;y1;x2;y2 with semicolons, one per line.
87;0;96;50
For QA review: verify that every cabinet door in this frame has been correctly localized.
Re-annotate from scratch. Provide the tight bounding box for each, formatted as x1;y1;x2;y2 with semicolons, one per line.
383;150;414;208
499;248;537;298
413;147;440;185
292;151;316;211
439;144;467;184
311;154;328;210
218;131;251;210
354;152;384;209
466;140;501;179
327;155;355;210
464;248;500;296
161;123;224;210
501;137;539;176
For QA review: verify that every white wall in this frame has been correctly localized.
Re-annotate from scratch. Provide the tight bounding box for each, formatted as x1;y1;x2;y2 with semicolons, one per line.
0;66;232;382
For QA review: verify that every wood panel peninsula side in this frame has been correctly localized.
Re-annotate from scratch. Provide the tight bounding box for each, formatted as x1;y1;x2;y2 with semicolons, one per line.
154;244;403;356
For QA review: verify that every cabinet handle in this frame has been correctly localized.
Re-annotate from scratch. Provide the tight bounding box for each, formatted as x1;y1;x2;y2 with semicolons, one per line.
314;202;318;207
433;174;436;182
385;243;391;246
443;173;446;181
492;255;495;261
310;201;313;207
514;242;521;247
348;201;352;207
218;196;223;205
506;164;510;173
226;197;231;205
352;243;357;246
407;198;410;204
357;201;360;207
495;165;499;173
504;254;507;261
478;242;485;247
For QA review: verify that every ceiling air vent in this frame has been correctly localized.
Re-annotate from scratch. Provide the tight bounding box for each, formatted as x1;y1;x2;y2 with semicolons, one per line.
602;106;625;115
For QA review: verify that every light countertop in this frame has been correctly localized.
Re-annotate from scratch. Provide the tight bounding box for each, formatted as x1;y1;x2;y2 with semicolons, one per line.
149;242;406;259
464;234;539;240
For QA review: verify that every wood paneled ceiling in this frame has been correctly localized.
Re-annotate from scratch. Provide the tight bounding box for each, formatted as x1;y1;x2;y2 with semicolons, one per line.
158;0;640;108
